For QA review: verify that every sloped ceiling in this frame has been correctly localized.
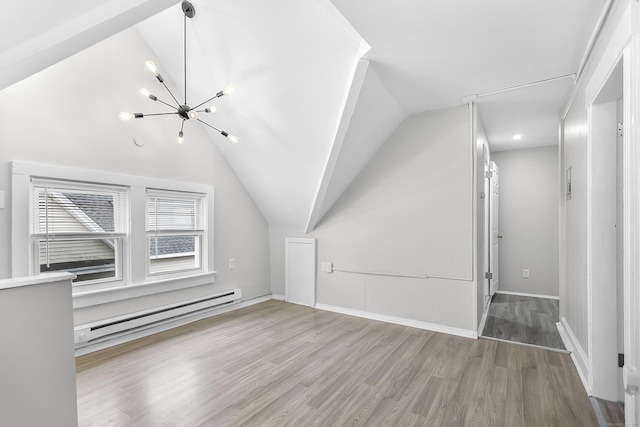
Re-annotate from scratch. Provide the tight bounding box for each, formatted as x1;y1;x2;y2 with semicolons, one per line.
0;0;604;229
0;0;179;90
135;0;365;228
330;0;604;150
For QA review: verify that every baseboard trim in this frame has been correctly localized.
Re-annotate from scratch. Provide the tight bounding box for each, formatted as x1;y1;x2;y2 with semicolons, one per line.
480;335;569;354
314;303;476;339
478;303;490;337
271;293;285;301
496;290;560;300
557;317;591;395
75;294;272;357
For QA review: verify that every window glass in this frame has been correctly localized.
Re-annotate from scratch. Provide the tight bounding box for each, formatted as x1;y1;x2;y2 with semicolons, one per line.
31;180;127;286
146;191;205;276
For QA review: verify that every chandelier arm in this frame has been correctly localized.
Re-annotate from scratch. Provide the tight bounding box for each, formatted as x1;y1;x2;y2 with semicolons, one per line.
191;93;222;111
154;98;179;110
159;81;182;107
138;112;180;117
196;118;223;133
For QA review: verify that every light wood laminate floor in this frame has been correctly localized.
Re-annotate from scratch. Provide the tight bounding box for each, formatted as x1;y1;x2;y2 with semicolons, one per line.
76;300;597;426
482;293;566;350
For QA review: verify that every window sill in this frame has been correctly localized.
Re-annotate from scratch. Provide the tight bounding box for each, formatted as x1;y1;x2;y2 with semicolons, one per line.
72;271;217;309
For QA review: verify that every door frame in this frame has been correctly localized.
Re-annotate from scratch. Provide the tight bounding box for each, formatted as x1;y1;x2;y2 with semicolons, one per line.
587;58;622;401
582;8;638;419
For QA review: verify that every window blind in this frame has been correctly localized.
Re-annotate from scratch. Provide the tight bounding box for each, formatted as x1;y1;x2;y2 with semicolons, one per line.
146;190;205;275
31;180;127;236
30;179;127;282
147;194;203;232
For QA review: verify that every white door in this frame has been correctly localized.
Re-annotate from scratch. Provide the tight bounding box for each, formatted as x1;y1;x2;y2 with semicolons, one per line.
285;238;316;307
489;161;500;296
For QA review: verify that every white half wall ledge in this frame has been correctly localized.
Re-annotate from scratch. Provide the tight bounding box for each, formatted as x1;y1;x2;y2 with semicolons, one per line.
315;303;477;339
0;272;76;290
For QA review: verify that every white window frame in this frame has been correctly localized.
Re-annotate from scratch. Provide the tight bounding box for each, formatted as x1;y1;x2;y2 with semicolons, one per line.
11;161;215;304
146;189;207;278
30;178;129;291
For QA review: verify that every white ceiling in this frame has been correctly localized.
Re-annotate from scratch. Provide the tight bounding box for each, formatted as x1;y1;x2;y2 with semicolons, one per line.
0;0;605;228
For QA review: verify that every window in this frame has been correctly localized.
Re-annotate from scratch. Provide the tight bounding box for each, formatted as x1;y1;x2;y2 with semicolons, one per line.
146;190;205;276
30;179;128;285
14;161;215;299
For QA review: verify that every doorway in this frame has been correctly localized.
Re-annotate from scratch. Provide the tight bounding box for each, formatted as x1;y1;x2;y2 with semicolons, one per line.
489;160;500;296
284;237;316;307
588;58;624;403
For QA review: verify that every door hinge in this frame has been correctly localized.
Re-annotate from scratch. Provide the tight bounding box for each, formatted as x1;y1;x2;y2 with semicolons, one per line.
485;171;493;179
485;272;493;280
618;122;624;137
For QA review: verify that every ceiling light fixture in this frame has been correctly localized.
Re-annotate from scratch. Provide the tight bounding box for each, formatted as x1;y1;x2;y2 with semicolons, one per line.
513;134;522;140
119;1;238;145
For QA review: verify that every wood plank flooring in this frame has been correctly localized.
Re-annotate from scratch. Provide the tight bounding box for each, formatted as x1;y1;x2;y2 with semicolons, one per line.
596;397;625;426
76;300;597;426
482;293;566;350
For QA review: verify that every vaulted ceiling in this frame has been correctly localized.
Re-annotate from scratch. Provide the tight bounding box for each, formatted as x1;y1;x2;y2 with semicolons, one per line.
0;0;604;229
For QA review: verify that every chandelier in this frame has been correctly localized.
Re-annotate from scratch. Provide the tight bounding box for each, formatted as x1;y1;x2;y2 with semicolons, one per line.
119;1;238;145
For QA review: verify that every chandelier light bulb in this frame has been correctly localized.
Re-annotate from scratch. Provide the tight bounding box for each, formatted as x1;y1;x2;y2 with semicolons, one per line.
139;88;151;98
223;84;236;96
205;106;218;114
144;60;159;76
188;110;199;120
118;112;134;121
228;134;239;144
177;131;184;144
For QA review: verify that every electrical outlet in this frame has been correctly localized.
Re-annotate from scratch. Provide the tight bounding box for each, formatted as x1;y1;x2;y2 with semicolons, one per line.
523;269;530;278
321;262;333;273
229;258;235;269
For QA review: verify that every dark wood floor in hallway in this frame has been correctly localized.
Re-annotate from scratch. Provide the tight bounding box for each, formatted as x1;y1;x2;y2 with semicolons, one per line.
76;300;598;426
482;293;566;350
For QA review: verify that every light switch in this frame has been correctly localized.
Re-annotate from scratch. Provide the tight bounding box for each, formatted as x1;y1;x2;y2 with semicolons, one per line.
229;258;235;269
523;269;530;278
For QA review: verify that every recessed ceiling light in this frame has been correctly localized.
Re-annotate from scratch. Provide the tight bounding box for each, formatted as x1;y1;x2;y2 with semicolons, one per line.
513;134;522;140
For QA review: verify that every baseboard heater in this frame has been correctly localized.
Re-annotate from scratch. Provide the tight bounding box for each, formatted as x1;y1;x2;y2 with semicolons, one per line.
74;288;242;346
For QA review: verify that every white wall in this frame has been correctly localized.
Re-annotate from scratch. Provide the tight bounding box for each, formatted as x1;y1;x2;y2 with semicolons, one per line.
271;105;476;333
492;145;559;297
1;274;78;427
0;28;270;325
559;0;637;404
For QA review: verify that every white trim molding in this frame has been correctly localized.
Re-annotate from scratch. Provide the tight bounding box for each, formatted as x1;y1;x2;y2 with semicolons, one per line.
557;317;591;395
495;290;559;300
315;303;477;339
